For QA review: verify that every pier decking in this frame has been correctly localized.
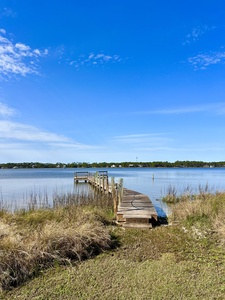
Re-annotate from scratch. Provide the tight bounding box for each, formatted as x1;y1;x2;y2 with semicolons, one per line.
74;171;158;228
117;189;157;228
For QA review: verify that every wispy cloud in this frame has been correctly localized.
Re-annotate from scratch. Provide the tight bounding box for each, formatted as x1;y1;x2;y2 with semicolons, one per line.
0;29;48;79
130;103;225;115
0;7;16;18
112;133;172;147
188;51;225;70
69;52;121;69
0;102;101;159
110;133;225;159
0;102;15;117
183;25;210;45
0;120;72;143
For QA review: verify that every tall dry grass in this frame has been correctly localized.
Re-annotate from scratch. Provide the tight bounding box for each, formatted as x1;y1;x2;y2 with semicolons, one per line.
169;191;225;242
162;183;213;204
0;191;115;290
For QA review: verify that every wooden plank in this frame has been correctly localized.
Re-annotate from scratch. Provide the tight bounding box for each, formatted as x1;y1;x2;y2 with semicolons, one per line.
118;206;154;211
123;210;155;215
123;223;152;229
119;201;155;206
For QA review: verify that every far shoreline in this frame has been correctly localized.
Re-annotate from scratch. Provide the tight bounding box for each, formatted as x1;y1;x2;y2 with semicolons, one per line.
1;160;225;169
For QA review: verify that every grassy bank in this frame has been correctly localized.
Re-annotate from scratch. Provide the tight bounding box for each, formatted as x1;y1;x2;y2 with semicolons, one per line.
1;192;225;299
0;193;116;291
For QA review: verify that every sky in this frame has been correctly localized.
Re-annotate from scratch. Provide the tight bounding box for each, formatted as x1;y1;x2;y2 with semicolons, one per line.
0;0;225;163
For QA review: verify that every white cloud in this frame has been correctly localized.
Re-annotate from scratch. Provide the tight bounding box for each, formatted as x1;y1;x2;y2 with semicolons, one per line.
15;43;31;52
0;119;104;163
0;102;15;117
131;103;225;115
70;52;122;69
0;102;102;164
112;133;172;147
183;25;209;45
0;29;48;79
0;29;6;34
0;120;73;142
33;49;41;55
188;52;225;70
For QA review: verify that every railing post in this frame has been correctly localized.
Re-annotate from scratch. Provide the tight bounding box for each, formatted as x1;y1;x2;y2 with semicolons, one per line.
106;175;109;193
97;172;100;190
111;177;117;217
94;172;97;186
102;174;105;191
118;178;123;207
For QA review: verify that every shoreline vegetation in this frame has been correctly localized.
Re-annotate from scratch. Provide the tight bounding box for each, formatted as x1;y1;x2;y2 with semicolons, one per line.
0;193;116;291
162;183;213;204
1;160;225;169
1;188;225;299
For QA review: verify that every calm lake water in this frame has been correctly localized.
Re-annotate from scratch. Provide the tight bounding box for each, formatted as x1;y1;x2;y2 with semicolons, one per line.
0;167;225;216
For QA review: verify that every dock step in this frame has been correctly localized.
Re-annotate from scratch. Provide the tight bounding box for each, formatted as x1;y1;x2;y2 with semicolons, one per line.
123;223;153;229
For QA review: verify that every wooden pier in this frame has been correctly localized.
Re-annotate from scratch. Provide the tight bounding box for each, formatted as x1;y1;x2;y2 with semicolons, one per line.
117;189;158;228
74;171;158;228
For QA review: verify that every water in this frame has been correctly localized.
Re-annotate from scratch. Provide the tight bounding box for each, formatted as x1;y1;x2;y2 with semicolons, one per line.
0;167;225;216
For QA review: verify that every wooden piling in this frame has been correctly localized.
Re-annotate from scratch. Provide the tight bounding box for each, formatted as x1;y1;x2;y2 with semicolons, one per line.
111;177;117;216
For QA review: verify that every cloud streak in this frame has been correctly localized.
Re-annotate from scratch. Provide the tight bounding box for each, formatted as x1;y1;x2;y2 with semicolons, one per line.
0;102;102;156
188;51;225;70
130;103;225;115
0;29;48;79
111;133;173;150
69;52;121;69
0;120;72;143
113;133;170;143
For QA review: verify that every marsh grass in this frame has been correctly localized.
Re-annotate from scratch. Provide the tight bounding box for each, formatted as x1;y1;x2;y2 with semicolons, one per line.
162;183;215;204
169;191;225;248
0;190;115;291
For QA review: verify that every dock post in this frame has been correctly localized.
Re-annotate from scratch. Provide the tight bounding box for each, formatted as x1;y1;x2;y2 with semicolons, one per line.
118;178;123;207
111;177;117;217
106;175;109;194
94;172;97;186
102;174;105;191
97;172;101;191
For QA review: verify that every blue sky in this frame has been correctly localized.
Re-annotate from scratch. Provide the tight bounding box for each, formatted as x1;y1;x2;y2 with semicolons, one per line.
0;0;225;163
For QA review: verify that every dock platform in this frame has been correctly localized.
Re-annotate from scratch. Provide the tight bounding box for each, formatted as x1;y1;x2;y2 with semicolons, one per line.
117;188;158;228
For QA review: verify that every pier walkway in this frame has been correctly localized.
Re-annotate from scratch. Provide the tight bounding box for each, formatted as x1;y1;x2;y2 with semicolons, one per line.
74;171;158;228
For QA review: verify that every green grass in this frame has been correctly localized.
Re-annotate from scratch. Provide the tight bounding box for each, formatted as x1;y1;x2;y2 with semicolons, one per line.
1;192;225;299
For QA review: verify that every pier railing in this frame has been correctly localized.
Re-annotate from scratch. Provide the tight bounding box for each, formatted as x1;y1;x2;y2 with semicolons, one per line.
74;171;89;182
74;171;123;215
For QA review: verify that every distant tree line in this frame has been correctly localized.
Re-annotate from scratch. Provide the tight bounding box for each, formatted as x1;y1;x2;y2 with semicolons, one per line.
0;160;225;169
